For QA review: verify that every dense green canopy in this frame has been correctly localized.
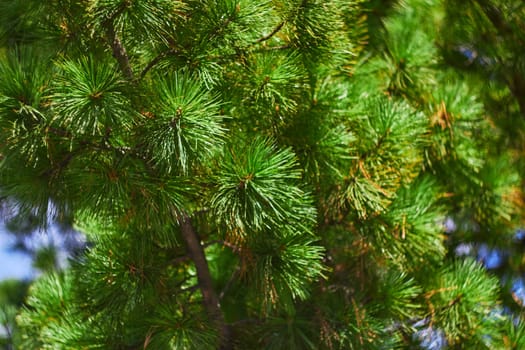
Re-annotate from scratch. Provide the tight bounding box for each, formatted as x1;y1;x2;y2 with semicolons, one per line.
0;0;524;349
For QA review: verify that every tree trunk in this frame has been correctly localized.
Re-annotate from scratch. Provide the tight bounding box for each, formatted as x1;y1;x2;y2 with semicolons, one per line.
179;213;232;349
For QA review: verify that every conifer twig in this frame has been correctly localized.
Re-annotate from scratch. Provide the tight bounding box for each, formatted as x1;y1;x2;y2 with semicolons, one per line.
219;265;240;300
104;24;134;80
204;239;240;251
101;4;134;80
178;212;232;349
255;21;285;44
139;48;179;80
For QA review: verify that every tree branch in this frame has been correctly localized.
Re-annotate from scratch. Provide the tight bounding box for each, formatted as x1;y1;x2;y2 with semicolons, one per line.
104;23;134;80
255;21;285;44
101;4;134;80
203;239;241;251
220;265;240;301
139;48;179;81
178;212;232;349
169;254;191;265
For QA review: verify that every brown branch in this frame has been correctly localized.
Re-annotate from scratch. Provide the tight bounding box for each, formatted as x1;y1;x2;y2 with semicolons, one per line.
170;255;191;265
255;21;285;44
101;4;134;80
181;284;200;294
219;265;240;301
178;212;232;349
139;48;179;81
104;23;134;80
204;239;241;251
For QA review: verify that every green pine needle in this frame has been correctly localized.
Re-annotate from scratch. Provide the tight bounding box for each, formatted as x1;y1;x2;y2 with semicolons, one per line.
142;70;226;174
245;228;327;313
51;56;135;136
426;258;500;343
210;137;315;233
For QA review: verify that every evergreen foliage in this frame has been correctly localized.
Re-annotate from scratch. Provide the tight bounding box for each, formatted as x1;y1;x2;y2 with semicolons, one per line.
0;0;524;349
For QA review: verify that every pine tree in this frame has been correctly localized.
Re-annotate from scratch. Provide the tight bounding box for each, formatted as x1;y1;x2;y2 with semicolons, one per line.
1;0;524;349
